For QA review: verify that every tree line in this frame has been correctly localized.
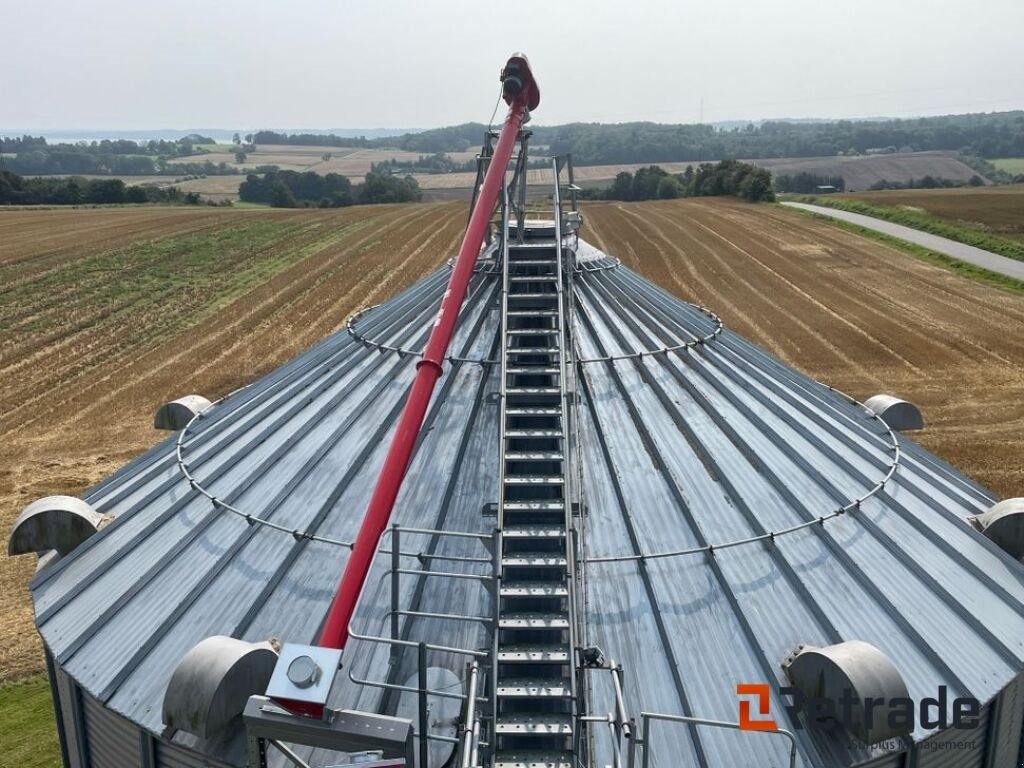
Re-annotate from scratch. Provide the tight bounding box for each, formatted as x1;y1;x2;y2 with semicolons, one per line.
868;175;986;191
0;134;227;176
579;161;774;203
0;170;207;205
774;173;847;194
250;111;1024;165
238;170;422;208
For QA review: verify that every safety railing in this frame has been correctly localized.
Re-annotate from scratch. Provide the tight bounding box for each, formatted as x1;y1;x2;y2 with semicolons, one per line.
490;179;513;767
344;523;497;768
636;712;798;768
551;155;585;757
579;661;635;768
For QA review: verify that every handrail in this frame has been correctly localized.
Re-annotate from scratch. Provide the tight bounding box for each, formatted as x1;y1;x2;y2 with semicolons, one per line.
553;155;583;756
460;662;482;768
341;520;495;766
638;711;798;768
579;661;634;768
491;178;513;768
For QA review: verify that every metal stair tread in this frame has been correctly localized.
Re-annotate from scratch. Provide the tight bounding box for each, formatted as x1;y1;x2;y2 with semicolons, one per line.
495;714;574;735
502;553;568;567
497;644;571;663
498;612;570;629
505;428;562;437
493;751;573;768
503;475;564;485
504;452;564;461
503;526;565;538
503;501;565;511
496;678;572;697
500;581;569;597
508;241;559;250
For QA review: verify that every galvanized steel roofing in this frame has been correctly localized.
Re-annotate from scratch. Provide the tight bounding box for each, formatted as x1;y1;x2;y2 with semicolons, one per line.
29;240;1024;767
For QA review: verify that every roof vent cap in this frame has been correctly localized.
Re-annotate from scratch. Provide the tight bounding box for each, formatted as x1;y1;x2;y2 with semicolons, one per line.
163;635;278;739
155;395;213;431
8;496;107;557
972;498;1024;559
783;640;911;744
864;394;924;431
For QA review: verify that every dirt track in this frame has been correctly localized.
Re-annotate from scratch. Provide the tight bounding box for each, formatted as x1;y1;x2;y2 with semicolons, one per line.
2;197;1023;682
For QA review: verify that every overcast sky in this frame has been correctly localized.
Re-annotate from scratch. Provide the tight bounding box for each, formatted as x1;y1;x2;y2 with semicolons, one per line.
3;0;1023;130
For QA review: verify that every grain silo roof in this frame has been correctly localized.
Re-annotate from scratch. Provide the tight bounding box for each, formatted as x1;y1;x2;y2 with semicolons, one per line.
28;241;1024;767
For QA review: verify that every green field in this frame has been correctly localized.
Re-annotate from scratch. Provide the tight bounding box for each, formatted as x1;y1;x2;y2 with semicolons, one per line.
0;677;61;768
992;158;1024;173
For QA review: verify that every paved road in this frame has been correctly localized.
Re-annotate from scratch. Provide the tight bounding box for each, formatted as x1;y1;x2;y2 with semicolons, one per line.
782;201;1024;281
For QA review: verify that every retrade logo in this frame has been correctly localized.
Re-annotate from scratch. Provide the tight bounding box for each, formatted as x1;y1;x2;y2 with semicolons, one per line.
737;683;982;735
736;684;779;731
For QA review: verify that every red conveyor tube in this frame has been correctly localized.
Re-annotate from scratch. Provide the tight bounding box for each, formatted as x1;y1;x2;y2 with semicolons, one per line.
318;55;540;650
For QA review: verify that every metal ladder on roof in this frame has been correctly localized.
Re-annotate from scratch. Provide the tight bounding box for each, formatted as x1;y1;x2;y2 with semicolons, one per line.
490;175;578;768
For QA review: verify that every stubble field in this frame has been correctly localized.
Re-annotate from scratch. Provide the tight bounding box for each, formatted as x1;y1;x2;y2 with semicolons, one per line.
1;197;1023;687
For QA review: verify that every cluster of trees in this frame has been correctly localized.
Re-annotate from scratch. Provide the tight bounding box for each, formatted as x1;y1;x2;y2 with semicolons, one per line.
251;111;1024;166
0;134;229;176
238;170;422;208
775;173;846;194
371;152;471;175
582;160;774;203
371;151;545;176
959;155;1024;185
0;170;207;205
868;175;986;191
251;130;372;148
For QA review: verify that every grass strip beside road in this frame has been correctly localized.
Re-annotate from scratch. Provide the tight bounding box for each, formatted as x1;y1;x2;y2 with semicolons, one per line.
781;204;1024;298
785;195;1024;263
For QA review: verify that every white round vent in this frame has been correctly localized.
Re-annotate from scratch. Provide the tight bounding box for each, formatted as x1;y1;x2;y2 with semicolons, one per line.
864;394;924;431
154;395;213;430
973;498;1024;559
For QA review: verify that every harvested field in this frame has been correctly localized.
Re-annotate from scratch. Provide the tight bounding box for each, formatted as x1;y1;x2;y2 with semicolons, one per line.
167;152;312;170
752;151;980;191
311;148;478;176
32;149;485;203
3;197;1023;686
584;198;1024;499
0;202;465;681
841;184;1024;241
412;151;981;191
168;147;480;178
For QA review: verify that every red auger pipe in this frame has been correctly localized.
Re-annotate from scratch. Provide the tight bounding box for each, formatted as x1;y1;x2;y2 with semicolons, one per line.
318;55;540;650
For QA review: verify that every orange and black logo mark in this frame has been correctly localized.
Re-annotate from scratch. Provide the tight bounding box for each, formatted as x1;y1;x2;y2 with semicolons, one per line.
736;684;779;731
